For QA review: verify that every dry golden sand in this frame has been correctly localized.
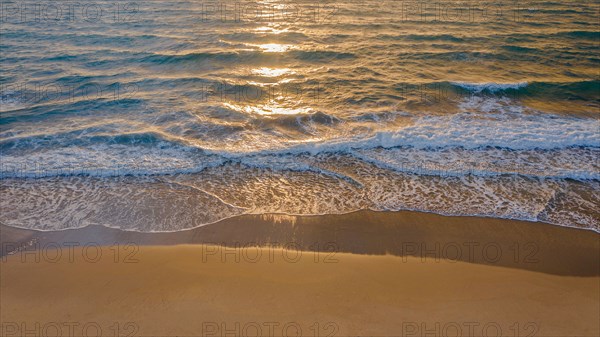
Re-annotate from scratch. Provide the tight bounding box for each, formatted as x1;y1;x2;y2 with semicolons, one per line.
1;211;599;336
1;244;599;336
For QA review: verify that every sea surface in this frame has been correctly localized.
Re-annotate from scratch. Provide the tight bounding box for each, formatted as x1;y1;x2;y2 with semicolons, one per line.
1;0;599;232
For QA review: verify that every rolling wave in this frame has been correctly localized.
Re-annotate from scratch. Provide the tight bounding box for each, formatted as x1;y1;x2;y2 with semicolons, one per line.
449;81;528;92
2;111;598;180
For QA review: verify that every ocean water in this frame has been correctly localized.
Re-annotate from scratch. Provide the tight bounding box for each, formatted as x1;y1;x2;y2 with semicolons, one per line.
1;0;599;232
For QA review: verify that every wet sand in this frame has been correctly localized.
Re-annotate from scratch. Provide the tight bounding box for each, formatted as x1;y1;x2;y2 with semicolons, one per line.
1;210;599;336
2;210;598;275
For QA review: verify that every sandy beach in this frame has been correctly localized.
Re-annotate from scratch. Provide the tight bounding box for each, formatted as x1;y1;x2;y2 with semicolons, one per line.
1;211;599;336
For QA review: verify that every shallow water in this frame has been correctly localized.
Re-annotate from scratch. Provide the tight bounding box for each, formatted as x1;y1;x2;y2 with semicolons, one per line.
1;0;598;231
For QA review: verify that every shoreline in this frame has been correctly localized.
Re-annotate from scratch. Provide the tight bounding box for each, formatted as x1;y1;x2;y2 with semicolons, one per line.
2;209;598;276
3;208;600;235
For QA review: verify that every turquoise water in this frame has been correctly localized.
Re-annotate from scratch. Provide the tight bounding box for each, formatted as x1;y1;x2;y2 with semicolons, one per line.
1;0;598;231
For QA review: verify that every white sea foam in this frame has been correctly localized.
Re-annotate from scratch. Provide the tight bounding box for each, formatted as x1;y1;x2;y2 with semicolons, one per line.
2;163;598;232
450;81;529;92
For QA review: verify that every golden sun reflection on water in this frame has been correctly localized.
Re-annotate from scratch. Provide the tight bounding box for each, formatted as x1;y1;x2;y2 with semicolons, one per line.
223;102;312;116
253;43;294;53
230;22;310;116
254;26;289;34
251;67;295;77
